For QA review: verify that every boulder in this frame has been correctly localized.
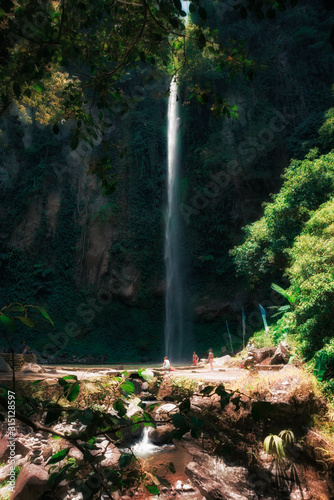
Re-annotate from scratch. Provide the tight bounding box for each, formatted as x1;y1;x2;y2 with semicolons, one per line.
20;363;45;373
68;441;120;466
0;437;30;462
270;342;290;365
250;347;276;364
0;354;12;373
243;355;256;369
153;403;178;421
214;355;231;367
11;464;49;500
186;461;257;500
148;424;173;445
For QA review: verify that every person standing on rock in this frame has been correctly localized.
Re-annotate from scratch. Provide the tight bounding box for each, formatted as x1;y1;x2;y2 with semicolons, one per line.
208;348;214;370
193;352;199;366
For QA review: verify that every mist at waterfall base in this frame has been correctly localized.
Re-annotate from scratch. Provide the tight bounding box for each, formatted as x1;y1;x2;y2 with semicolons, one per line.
164;78;191;363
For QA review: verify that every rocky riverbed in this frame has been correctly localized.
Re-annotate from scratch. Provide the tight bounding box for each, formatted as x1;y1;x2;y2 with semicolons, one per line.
0;359;333;500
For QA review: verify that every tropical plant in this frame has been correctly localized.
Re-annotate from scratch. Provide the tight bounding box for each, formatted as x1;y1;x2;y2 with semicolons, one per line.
263;429;295;462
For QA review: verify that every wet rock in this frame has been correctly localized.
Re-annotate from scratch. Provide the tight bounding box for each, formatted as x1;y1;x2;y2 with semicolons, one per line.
270;341;290;365
148;424;173;445
186;461;257;500
11;463;49;500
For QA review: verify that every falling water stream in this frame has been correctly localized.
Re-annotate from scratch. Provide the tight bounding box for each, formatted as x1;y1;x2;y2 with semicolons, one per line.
164;77;185;361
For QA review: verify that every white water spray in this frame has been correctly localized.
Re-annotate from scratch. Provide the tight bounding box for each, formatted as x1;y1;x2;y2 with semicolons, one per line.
164;2;190;361
164;77;185;361
132;427;159;458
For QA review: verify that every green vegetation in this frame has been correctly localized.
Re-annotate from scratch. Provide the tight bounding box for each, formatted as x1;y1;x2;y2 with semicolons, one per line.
231;105;334;393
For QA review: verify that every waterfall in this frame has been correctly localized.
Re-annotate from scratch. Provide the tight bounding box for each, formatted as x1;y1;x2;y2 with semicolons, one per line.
164;1;190;362
164;77;184;362
132;427;158;458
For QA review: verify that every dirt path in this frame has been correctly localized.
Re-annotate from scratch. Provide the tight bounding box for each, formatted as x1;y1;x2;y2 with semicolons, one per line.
0;365;280;385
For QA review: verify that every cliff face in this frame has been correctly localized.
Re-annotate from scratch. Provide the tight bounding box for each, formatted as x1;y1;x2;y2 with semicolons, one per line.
0;1;333;361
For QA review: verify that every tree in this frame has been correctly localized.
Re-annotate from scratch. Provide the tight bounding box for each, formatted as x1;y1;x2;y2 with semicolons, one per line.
0;0;307;151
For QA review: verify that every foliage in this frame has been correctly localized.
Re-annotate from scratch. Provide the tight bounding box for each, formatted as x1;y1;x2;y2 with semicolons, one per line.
0;369;248;498
263;429;295;461
231;150;334;284
0;0;263;155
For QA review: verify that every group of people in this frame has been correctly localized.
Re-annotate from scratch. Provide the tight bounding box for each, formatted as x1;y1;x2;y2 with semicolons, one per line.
162;348;215;371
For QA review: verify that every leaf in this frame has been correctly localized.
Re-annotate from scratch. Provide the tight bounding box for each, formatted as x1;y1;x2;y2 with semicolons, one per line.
172;413;188;430
34;82;45;93
190;416;204;428
16;316;34;328
168;461;176;474
120;381;135;395
145;484;160;495
113;399;127;417
53;124;60;135
173;0;182;11
0;314;16;332
119;453;132;468
200;385;215;395
66;382;80;402
7;306;25;312
79;409;94;425
230;396;241;410
32;380;43;385
179;399;190;412
189;3;196;13
45;410;61;426
33;306;54;326
47;448;70;464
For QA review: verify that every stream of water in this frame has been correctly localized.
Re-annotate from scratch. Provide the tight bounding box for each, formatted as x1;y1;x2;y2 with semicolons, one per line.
164;77;185;363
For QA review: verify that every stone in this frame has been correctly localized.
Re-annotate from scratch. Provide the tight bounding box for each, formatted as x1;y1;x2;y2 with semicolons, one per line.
186;461;257;500
42;447;53;461
44;378;58;385
11;464;49;500
250;347;276;364
0;354;12;373
20;363;44;373
0;438;30;462
148;424;173;445
154;403;178;419
243;355;256;369
214;355;231;367
131;379;143;395
270;341;290;365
